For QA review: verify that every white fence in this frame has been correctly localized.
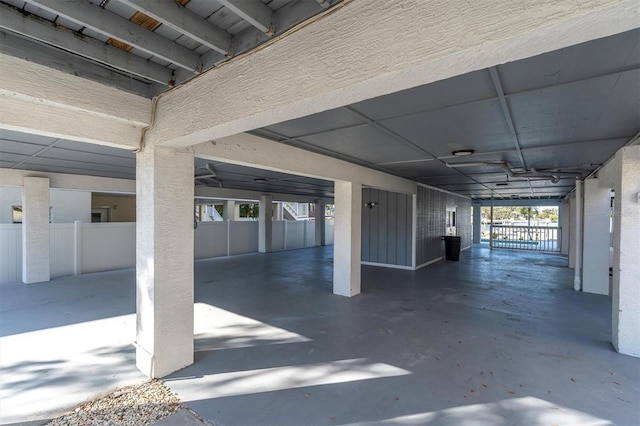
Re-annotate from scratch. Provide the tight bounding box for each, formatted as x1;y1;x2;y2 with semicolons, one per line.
1;220;333;285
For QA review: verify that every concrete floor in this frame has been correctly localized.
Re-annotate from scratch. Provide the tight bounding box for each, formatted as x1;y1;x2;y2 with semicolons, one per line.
1;245;638;425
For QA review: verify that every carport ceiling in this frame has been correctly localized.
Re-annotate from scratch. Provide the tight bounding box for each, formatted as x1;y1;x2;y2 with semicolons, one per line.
252;29;640;201
0;0;342;96
0;128;334;198
0;4;638;202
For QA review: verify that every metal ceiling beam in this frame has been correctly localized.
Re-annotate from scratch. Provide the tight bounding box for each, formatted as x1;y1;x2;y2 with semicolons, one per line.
489;67;527;169
217;0;274;34
0;3;172;85
22;0;200;72
118;0;231;55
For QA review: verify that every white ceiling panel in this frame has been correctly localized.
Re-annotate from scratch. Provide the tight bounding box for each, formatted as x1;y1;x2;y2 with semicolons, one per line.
381;160;459;179
298;125;428;165
499;29;640;94
521;139;624;171
510;71;640;147
263;108;365;139
380;99;514;157
0;140;49;156
0;129;56;145
351;70;496;121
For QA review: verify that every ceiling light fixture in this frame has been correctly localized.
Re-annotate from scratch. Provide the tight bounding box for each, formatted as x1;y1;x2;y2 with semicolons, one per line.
452;149;475;156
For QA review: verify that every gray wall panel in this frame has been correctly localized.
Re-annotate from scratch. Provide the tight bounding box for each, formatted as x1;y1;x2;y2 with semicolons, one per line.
362;188;412;267
416;186;472;266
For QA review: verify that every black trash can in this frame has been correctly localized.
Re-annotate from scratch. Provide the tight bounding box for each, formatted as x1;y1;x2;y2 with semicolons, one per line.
444;236;461;261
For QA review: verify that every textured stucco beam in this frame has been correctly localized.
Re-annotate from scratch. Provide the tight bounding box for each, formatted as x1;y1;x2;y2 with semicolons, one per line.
148;0;639;148
0;54;149;149
0;169;136;194
191;133;416;195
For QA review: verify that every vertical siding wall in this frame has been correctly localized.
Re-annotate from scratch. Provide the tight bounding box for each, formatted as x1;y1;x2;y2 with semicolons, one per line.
416;185;471;267
0;224;21;284
0;220;334;285
361;188;413;267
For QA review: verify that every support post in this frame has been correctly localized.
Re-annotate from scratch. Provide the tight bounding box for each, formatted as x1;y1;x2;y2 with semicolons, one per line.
574;179;583;291
611;146;640;357
560;200;570;255
135;145;194;378
73;220;82;275
582;178;611;295
472;202;481;244
223;200;238;221
489;197;494;249
22;176;50;283
333;181;362;297
259;195;273;253
315;199;326;246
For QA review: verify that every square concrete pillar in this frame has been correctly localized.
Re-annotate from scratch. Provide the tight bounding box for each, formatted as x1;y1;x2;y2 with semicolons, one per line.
582;178;611;295
259;195;273;253
333;181;362;297
135;146;194;378
610;146;640;357
315;199;326;246
568;195;576;268
223;200;239;221
560;200;570;255
22;176;50;284
472;202;481;244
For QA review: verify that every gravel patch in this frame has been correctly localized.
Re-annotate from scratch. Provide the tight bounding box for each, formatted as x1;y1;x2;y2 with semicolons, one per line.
45;380;183;426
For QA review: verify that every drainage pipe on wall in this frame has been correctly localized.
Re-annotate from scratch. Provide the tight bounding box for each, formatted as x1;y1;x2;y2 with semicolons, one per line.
574;179;583;291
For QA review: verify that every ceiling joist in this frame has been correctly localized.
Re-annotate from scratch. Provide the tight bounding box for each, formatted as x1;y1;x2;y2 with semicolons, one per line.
118;0;232;55
0;3;172;85
22;0;201;72
217;0;274;35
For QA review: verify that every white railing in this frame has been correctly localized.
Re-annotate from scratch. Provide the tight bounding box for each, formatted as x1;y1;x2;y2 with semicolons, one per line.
488;225;561;252
1;220;334;285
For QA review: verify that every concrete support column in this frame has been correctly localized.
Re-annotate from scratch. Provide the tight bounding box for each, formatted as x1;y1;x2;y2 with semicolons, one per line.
574;180;583;291
274;202;284;221
568;195;576;268
611;146;640;357
22;176;50;283
472;202;481;244
560;200;570;255
582;178;611;295
135;146;194;378
259;195;273;253
223;200;239;221
315;199;326;246
333;181;362;297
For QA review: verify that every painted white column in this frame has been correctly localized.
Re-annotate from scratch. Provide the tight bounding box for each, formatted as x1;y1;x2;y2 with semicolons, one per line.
259;195;273;253
611;146;640;357
568;195;576;268
582;178;611;295
560;200;570;255
472;202;481;244
223;200;238;221
333;181;362;297
22;176;50;283
315;199;326;246
574;180;583;291
274;202;284;221
135;145;194;378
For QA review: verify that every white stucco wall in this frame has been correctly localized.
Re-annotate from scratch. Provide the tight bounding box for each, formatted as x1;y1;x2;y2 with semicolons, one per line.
0;186;91;223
